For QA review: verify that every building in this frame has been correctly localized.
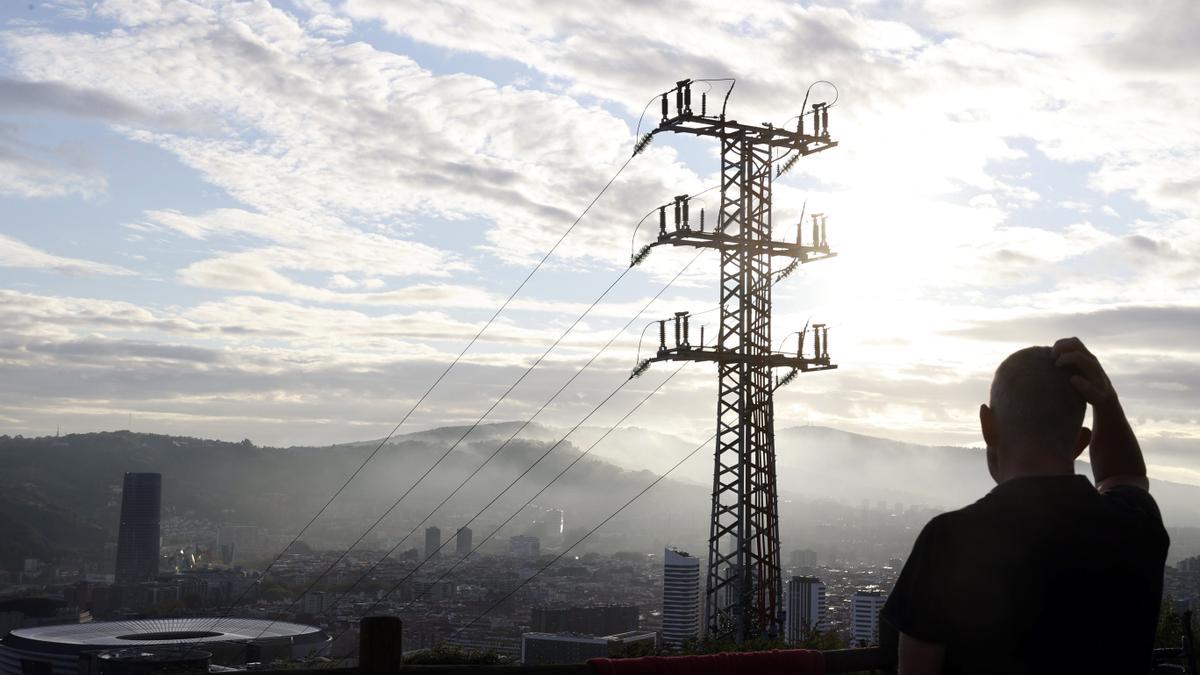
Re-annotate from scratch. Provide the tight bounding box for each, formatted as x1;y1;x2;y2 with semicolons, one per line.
0;618;328;675
790;549;818;568
425;526;441;561
302;591;327;615
114;473;161;585
661;548;700;648
217;524;265;558
850;591;887;647
521;631;656;665
0;599;82;635
547;509;564;535
90;648;211;675
532;509;563;540
176;569;256;605
784;576;826;644
456;527;473;557
413;580;454;603
530;605;639;636
510;535;540;557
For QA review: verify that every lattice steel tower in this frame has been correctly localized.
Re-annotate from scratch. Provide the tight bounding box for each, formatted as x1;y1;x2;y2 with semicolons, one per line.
640;79;839;642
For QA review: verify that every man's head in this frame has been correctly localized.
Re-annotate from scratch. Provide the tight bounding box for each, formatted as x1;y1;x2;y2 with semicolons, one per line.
980;346;1091;482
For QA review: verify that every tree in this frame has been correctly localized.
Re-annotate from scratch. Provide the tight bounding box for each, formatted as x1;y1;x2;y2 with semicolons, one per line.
259;583;291;601
402;645;505;665
797;626;846;650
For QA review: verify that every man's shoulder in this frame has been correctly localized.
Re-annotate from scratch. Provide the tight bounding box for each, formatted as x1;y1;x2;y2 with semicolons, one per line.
1099;484;1170;544
908;509;970;551
931;493;1002;529
1099;482;1162;514
939;478;1168;552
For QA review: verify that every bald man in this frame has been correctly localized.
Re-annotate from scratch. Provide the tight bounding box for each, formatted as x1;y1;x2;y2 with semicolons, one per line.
881;338;1169;674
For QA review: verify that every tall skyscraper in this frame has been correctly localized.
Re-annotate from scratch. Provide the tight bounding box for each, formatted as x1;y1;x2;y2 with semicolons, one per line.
850;590;887;647
424;526;441;560
661;548;700;648
784;576;826;644
456;527;473;557
546;509;564;536
114;472;161;584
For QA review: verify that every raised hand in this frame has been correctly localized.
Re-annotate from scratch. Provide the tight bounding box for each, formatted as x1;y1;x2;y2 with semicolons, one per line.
1051;337;1114;407
1051;337;1145;490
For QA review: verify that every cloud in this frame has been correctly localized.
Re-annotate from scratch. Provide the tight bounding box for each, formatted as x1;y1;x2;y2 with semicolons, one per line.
24;338;223;364
0;124;108;199
2;0;711;274
0;286;676;446
949;305;1200;352
344;0;1200;223
0;234;134;276
141;208;471;295
0;0;1195;486
0;77;212;130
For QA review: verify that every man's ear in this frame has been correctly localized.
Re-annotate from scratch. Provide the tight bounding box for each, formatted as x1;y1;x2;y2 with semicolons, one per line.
1074;426;1092;459
981;404;1000;484
979;404;996;447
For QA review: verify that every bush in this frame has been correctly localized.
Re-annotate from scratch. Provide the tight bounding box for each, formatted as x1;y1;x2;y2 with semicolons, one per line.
402;644;506;665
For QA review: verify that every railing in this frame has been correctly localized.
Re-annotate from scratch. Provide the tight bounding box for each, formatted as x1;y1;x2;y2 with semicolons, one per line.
246;615;1197;675
272;618;894;675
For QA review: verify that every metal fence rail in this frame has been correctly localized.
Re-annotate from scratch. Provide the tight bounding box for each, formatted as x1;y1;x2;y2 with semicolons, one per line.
240;614;1197;675
277;617;895;675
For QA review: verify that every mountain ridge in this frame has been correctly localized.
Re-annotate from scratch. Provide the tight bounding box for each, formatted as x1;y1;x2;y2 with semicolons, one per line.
1;425;1197;572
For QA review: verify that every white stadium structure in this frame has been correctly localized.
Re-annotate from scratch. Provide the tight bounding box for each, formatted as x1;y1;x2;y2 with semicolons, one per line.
0;618;329;675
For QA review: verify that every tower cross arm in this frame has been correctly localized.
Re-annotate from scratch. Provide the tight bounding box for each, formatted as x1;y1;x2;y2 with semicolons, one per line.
651;230;838;261
658;115;838;154
648;346;836;372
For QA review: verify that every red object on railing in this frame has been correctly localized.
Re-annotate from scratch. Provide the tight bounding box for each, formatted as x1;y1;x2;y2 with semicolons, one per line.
588;649;825;675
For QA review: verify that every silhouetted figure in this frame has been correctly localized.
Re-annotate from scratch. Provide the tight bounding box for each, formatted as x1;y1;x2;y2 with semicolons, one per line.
882;338;1168;674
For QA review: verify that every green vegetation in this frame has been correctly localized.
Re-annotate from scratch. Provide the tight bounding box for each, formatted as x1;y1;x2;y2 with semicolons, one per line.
1156;599;1199;650
0;487;106;574
672;627;845;655
401;644;506;665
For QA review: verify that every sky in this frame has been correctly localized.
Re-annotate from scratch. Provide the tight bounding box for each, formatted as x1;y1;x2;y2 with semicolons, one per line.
0;0;1197;485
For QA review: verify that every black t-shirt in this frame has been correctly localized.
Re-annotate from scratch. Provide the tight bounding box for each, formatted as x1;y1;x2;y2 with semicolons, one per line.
881;475;1169;675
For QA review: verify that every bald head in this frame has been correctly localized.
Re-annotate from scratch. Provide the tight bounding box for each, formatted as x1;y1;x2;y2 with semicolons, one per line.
989;346;1087;455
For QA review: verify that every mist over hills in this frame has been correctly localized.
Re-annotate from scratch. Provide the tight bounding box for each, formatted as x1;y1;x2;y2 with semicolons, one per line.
1;424;1197;575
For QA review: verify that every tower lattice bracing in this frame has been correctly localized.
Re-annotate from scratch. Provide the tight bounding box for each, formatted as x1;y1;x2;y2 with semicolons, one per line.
642;79;839;641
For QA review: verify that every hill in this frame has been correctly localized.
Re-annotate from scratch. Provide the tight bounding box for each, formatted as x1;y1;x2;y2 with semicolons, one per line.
1;425;1198;573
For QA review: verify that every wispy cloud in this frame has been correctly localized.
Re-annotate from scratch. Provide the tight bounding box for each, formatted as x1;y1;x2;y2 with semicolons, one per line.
0;0;1195;487
0;234;134;276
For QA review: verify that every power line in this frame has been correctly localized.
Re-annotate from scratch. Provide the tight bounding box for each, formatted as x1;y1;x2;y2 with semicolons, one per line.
325;362;692;660
451;430;714;639
197;151;639;637
265;248;707;639
245;230;705;641
245;265;633;638
356;361;688;619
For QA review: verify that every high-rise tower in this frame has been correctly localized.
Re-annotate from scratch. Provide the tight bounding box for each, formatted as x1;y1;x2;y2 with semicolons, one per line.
425;526;441;561
785;575;827;644
850;590;887;647
661;548;700;648
114;472;161;584
455;527;472;557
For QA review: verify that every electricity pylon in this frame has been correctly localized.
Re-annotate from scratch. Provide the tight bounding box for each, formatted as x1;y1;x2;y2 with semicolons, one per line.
640;79;839;642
